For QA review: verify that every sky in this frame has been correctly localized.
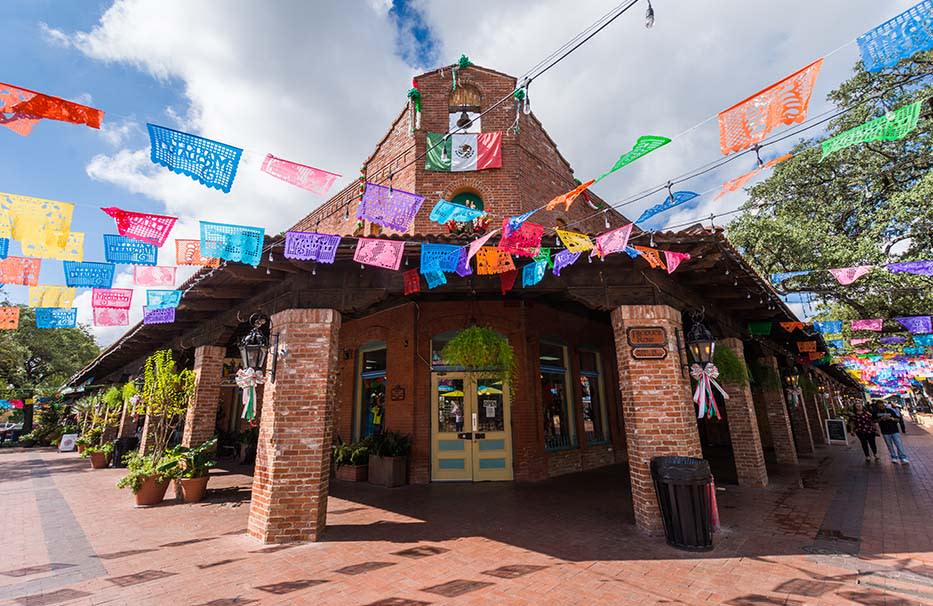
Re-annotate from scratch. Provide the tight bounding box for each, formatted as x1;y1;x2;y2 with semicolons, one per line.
0;0;918;345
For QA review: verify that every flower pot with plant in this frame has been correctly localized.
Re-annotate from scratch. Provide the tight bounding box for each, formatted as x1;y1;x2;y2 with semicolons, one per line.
368;431;411;487
82;443;113;469
75;428;102;455
333;437;371;482
18;432;37;448
117;452;175;506
157;438;217;503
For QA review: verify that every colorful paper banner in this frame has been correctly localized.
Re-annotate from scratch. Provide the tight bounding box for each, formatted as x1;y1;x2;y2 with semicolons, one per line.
857;1;933;72
103;234;158;266
797;340;817;353
770;270;811;285
895;315;932;334
0;256;41;286
143;306;176;325
556;229;593;253
0;237;7;259
420;243;461;274
887;260;933;275
175;239;221;267
0;306;20;330
748;321;772;335
829;265;873;285
283;231;340;264
718;59;824;155
780;322;804;332
21;231;84;262
147;123;242;193
521;260;546;287
35;307;77;329
714;154;793;201
636;191;699;224
146;289;182;310
500;269;518;294
358;182;425;232
466;231;495;262
93;307;129;327
403;269;421;295
353;238;405;271
424;270;446;289
499;218;542;258
0;81;103;136
91;288;133;309
915;334;933;347
664;251;691;274
200;221;265;267
29;286;76;309
133;266;176;287
101;207;177;247
597;135;671;181
260;154;339;196
822;101;922;159
428;199;486;224
475;246;515;275
0;191;74;248
813;320;843;334
593;223;633;258
852;318;884;331
633;246;667;270
552;250;580;276
546;179;595;211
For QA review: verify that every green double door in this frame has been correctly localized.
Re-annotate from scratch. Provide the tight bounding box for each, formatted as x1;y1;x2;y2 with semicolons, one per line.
431;372;513;481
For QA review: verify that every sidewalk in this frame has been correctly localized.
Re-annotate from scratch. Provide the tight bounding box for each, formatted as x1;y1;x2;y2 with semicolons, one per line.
1;425;933;605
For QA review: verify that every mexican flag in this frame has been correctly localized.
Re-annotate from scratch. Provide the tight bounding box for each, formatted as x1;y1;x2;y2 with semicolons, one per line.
425;131;502;172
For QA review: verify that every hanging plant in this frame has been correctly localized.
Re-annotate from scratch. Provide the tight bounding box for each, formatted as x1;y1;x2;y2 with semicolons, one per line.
748;360;781;390
440;326;515;386
712;345;749;386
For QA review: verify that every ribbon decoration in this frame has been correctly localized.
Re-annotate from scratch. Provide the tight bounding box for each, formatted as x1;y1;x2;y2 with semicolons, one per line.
148;124;243;193
21;231;84;261
429;199;486;224
691;363;727;419
664;251;691;274
103;234;158;266
546;179;595;211
852;318;884;331
597;135;671;181
143;306;176;325
64;261;114;288
718;59;824;155
521;260;547;287
499;218;543;258
822;101;922;159
353;238;405;271
829;265;873;285
200;221;265;267
146;289;182;309
895;315;933;334
556;229;593;253
403;268;421;295
35;307;77;329
29;286;76;309
235;367;265;421
101;207;177;247
261;154;339;196
134;266;176;287
636;191;699;224
93;307;129;327
475;246;515;275
0;191;74;248
0;81;104;136
283;231;340;263
175;239;221;267
0;256;41;286
552;250;581;276
0;307;20;330
857;1;933;72
91;288;133;309
358;182;425;232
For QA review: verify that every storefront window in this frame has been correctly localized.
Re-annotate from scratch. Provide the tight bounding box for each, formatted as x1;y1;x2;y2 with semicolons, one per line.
580;349;608;443
541;340;575;450
357;342;386;439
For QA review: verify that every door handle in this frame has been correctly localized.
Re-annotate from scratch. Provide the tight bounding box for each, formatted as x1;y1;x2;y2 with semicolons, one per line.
457;432;473;440
474;433;486;440
471;412;478;432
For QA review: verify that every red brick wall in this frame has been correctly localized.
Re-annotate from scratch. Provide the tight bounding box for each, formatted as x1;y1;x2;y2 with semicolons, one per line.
717;338;768;488
754;355;798;465
182;345;225;448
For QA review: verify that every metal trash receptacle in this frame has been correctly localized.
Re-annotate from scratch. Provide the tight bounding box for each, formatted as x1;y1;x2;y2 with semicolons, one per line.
650;456;714;551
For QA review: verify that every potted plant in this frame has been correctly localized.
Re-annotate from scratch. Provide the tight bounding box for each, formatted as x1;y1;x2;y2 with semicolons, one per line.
368;431;411;487
75;428;102;455
82;443;113;469
157;438;217;503
117;451;175;507
333;437;371;482
18;432;37;448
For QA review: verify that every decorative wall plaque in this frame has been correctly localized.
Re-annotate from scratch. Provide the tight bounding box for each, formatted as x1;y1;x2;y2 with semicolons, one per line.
626;326;667;347
631;347;668;360
391;385;406;401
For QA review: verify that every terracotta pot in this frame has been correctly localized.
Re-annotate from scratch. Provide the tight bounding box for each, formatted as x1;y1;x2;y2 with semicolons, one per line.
19;439;36;448
368;455;408;487
134;475;170;507
176;476;210;503
89;451;109;469
336;463;368;482
76;444;86;455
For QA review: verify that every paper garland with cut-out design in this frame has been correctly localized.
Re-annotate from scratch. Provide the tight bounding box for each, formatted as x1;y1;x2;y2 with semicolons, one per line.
0;307;19;330
200;221;265;267
500;269;518;294
143;306;175;325
21;232;83;261
797;340;818;353
0;191;74;248
718;59;824;155
498;218;542;258
424;270;447;289
0;256;41;286
821;101;922;159
35;307;76;329
353;238;405;271
780;322;805;332
828;265;873;285
429;199;486;225
283;231;340;264
552;250;580;276
521;260;547;287
597;136;671;181
91;288;133;309
101;207;177;247
104;234;158;266
358;182;424;232
93;307;129;327
261;154;339;196
633;246;667;270
133;266;176;287
29;286;76;309
593;224;633;258
175;239;221;267
146;289;182;310
546;179;595;211
475;246;515;275
403;269;421;295
664;251;691;274
556;229;593;253
852;319;883;332
714;154;792;200
148;124;242;193
0;81;103;136
895;316;932;334
636;191;698;224
420;243;461;274
857;1;933;72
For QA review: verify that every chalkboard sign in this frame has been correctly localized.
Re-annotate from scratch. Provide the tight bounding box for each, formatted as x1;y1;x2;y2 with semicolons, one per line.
826;419;848;445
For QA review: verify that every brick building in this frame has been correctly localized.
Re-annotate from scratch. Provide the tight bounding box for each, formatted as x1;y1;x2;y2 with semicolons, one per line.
68;64;854;543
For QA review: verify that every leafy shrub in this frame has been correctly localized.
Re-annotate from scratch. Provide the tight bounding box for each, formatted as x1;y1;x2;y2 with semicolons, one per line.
333;438;371;467
369;431;411;458
712;345;749;386
441;326;515;386
117;452;174;493
156;438;217;478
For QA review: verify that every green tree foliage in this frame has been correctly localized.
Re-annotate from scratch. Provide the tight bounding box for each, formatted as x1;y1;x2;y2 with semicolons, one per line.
0;302;99;399
728;52;933;320
141;349;195;461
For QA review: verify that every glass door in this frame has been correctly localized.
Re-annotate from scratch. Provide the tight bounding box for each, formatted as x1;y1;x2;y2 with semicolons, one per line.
471;376;513;481
431;373;472;481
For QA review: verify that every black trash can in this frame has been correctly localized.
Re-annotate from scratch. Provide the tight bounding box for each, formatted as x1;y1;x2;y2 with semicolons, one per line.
650;456;714;551
111;437;139;468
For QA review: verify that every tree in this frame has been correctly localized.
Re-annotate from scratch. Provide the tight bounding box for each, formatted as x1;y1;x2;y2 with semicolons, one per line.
139;349;195;461
0;301;99;399
728;51;933;322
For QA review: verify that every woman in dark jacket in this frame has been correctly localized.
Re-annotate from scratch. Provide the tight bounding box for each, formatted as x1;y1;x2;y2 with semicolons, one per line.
851;402;879;462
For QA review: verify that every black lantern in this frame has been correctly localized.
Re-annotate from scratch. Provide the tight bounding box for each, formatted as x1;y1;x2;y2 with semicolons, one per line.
784;368;800;388
239;312;270;371
686;311;715;365
456;110;472;129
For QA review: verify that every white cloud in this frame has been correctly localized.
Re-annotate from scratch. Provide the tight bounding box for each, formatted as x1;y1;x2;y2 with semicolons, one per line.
99;117;140;146
38;22;70;47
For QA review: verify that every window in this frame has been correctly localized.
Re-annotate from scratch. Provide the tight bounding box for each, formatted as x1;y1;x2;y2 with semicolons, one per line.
449;84;482;133
357;342;386;439
450;191;484;212
579;349;608;444
540;340;576;450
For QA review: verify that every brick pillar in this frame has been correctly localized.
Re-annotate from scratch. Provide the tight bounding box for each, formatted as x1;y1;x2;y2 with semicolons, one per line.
786;386;815;457
755;355;798;465
803;386;827;446
717;338;768;488
116;398;136;439
248;309;341;544
611;305;702;535
138;414;158;455
182;345;226;448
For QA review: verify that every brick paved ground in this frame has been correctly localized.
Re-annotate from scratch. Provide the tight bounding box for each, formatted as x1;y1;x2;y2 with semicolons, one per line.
2;424;933;605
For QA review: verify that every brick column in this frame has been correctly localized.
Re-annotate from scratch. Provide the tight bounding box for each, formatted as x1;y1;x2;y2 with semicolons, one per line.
803;388;827;446
182;345;226;448
138;414;158;455
248;309;341;544
611;305;702;535
717;338;768;488
754;355;798;465
786;387;815;456
116;398;136;439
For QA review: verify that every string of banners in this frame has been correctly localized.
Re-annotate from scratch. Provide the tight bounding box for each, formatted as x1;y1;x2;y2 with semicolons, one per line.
771;257;933;288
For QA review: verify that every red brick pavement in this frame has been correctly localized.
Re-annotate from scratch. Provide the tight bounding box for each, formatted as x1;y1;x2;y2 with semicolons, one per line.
2;424;933;605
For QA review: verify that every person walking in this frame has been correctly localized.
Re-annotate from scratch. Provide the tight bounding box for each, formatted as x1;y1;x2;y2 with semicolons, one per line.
851;402;879;462
875;402;910;464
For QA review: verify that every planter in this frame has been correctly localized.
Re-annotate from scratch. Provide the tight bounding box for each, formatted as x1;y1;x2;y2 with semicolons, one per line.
175;476;210;503
336;463;368;482
134;475;170;507
89;451;110;469
76;444;86;455
19;439;36;448
368;454;407;487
